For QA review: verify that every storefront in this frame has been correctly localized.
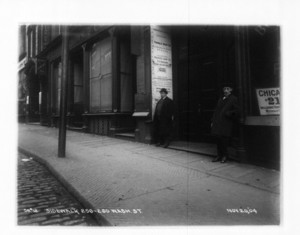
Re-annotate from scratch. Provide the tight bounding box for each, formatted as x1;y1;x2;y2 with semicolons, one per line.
38;26;135;134
132;25;280;169
23;25;280;169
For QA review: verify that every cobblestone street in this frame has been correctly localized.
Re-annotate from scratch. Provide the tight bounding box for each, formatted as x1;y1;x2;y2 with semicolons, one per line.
17;152;99;226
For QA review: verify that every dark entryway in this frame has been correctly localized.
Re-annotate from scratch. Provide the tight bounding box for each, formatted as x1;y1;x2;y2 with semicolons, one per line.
174;26;237;143
178;55;220;142
69;50;84;128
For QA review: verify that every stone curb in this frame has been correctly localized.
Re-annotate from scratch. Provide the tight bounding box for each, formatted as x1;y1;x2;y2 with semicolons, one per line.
18;147;112;226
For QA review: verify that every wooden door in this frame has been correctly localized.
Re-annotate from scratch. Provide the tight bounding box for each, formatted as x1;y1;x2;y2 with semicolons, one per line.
178;54;220;142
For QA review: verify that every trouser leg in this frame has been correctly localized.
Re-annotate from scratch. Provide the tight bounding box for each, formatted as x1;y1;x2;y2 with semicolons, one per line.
220;136;229;157
162;132;170;147
217;137;223;157
158;132;163;145
158;119;167;145
162;121;173;147
220;136;229;162
213;137;223;162
153;120;159;144
153;120;165;145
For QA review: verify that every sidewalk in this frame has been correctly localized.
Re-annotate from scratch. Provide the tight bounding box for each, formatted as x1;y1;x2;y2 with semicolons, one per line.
18;123;280;226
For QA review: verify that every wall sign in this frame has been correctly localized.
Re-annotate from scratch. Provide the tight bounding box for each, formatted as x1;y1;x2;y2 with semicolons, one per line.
150;26;173;117
256;88;280;115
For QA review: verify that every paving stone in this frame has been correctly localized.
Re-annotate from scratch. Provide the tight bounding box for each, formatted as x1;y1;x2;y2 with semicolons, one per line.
62;219;86;226
29;212;51;218
34;205;50;210
37;201;52;206
41;217;70;225
17;152;98;226
21;199;45;204
18;216;48;225
18;204;36;209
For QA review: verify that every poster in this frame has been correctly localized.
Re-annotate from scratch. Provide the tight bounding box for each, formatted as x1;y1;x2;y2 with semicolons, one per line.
256;88;280;115
150;26;173;117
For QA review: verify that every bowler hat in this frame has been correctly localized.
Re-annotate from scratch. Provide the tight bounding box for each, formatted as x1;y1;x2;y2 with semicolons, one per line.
222;82;233;89
159;88;168;94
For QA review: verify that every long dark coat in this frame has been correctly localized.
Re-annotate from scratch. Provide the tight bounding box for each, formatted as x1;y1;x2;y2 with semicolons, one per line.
211;94;239;137
153;96;174;136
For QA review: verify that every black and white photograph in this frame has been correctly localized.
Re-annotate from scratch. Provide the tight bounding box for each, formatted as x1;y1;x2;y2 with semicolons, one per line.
17;24;280;226
1;0;300;234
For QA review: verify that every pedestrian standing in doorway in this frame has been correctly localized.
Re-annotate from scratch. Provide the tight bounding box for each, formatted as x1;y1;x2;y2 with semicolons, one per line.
153;88;174;148
211;84;239;163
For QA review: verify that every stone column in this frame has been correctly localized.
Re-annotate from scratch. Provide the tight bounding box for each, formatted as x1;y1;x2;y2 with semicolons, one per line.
81;43;89;132
109;27;121;113
234;26;250;163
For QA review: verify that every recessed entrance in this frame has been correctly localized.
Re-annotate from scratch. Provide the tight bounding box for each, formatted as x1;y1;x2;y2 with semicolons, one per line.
173;26;236;143
69;50;84;128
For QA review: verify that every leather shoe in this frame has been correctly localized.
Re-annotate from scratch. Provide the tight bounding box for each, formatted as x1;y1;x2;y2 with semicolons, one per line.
212;156;221;162
163;142;170;148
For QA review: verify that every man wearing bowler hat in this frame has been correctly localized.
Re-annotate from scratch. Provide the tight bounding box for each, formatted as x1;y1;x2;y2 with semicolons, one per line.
211;83;239;163
153;88;174;148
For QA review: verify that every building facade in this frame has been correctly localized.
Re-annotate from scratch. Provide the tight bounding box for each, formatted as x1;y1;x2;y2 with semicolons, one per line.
18;25;280;169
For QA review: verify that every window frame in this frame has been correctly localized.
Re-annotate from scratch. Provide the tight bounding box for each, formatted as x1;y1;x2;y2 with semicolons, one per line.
89;36;113;113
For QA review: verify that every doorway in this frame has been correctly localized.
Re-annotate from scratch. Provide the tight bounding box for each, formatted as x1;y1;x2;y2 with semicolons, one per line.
178;54;220;142
171;26;238;159
173;26;236;143
69;51;84;127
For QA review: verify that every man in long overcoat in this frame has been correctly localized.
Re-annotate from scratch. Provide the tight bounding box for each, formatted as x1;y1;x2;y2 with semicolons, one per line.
153;88;174;148
211;85;239;163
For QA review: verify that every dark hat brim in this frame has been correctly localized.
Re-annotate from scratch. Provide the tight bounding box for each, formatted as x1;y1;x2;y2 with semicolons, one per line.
222;83;233;88
159;88;168;94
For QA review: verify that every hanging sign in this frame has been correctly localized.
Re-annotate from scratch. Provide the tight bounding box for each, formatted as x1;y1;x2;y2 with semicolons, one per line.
150;26;173;118
256;88;280;115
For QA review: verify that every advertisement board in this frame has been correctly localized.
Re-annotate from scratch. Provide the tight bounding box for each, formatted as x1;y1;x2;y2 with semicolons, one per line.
256;88;280;115
150;26;173;117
